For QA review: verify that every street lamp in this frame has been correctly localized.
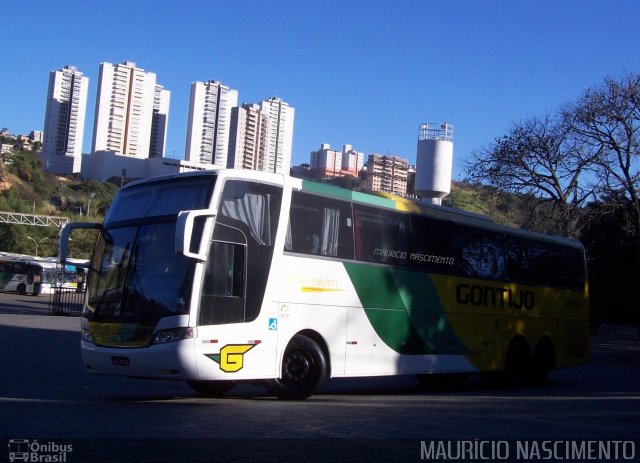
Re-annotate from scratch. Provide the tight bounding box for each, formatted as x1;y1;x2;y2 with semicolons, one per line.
26;235;38;257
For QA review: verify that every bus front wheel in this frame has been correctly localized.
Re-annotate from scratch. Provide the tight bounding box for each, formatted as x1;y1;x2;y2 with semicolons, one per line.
266;334;327;400
187;380;235;397
17;283;27;295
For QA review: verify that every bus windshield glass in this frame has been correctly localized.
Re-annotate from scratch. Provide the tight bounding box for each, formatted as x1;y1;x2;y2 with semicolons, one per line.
86;175;216;324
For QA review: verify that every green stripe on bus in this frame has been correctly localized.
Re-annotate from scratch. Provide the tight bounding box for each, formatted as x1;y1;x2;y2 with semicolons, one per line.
300;180;396;208
343;263;469;355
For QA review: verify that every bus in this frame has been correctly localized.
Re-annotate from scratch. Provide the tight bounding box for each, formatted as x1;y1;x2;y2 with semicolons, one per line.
0;254;44;296
59;169;589;399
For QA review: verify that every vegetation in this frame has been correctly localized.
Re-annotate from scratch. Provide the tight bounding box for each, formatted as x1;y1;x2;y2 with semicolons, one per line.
0;150;118;259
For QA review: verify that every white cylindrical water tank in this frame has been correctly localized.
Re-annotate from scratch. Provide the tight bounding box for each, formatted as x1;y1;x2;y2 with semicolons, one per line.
415;122;453;201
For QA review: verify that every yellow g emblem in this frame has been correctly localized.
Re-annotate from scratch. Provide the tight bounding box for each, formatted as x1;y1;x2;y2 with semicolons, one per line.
206;344;256;372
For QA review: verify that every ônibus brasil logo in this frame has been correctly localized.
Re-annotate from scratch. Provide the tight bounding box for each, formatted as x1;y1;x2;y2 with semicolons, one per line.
8;439;73;462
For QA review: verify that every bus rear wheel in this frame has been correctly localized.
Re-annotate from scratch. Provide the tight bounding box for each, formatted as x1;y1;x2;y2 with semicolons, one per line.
187;380;235;397
266;334;327;400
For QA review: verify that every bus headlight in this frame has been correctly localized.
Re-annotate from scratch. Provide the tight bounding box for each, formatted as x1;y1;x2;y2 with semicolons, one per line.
152;327;197;345
80;317;94;343
81;328;94;343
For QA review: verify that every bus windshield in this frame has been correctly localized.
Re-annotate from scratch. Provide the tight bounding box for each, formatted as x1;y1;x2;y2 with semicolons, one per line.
85;175;215;326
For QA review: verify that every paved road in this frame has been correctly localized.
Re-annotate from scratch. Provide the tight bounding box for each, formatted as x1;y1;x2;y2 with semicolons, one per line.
1;292;639;462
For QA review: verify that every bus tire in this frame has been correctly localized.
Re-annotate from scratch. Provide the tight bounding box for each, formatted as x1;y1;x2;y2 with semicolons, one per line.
504;337;532;387
187;380;235;397
532;337;555;385
266;334;327;400
17;283;27;295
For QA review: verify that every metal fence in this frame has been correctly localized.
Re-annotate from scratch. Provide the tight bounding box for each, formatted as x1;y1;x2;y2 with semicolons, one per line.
48;287;86;316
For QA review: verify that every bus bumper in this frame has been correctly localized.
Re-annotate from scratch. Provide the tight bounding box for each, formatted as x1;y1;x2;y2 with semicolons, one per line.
80;339;198;380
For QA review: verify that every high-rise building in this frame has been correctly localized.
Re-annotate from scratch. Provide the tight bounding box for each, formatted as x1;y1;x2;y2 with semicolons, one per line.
228;103;271;170
340;144;365;177
42;65;89;174
366;154;409;197
185;80;238;166
310;143;364;178
91;61;163;158
149;85;170;158
259;97;295;174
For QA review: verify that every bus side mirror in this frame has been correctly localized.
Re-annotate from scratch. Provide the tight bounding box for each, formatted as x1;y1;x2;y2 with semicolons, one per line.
59;222;102;266
175;209;216;261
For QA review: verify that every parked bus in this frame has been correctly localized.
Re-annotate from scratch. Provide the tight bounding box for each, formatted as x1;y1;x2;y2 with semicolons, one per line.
0;255;44;296
60;169;589;399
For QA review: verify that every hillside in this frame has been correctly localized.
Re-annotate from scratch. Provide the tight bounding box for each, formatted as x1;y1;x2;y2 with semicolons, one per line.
0;150;118;257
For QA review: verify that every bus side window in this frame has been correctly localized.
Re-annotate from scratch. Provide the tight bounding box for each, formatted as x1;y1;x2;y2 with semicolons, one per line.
454;227;506;280
353;205;410;265
286;191;353;259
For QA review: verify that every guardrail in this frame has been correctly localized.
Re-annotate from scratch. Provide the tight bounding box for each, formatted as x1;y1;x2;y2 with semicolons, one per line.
48;287;85;316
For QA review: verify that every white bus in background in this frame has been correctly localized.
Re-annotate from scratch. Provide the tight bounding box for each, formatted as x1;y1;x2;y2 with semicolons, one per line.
0;252;44;295
0;252;88;295
38;257;88;293
60;169;589;400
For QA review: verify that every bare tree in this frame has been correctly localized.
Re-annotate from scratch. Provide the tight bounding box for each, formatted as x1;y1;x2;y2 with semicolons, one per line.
464;113;598;237
563;72;640;242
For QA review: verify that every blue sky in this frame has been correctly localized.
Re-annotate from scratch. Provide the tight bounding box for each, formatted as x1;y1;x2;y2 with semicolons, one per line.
2;0;639;180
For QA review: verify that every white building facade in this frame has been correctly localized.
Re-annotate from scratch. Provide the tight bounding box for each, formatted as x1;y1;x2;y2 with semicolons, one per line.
42;65;89;174
185;80;238;166
91;61;160;158
259;97;295;174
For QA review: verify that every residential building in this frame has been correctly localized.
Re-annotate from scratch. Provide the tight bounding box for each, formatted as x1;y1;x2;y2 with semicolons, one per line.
228;103;271;170
29;131;44;144
340;144;365;176
42;65;89;174
310;143;364;178
185;80;238;166
310;143;342;178
365;154;409;196
16;135;32;151
149;85;170;158
91;61;163;158
259;97;294;174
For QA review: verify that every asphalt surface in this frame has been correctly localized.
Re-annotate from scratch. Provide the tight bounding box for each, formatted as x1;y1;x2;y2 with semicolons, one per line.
1;292;639;462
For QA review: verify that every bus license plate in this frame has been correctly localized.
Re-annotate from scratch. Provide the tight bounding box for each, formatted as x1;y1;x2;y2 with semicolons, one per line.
111;356;130;367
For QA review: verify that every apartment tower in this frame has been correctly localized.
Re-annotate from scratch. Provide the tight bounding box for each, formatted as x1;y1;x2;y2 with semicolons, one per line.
91;61;164;158
185;80;238;166
310;144;364;178
259;97;295;174
42;65;89;174
366;154;409;196
228;103;271;170
149;85;171;158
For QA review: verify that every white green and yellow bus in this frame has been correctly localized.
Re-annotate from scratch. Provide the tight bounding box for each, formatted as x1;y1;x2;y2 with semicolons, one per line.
60;169;589;399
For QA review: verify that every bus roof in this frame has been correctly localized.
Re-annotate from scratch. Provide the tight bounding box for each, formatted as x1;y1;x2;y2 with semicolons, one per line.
118;170;583;250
